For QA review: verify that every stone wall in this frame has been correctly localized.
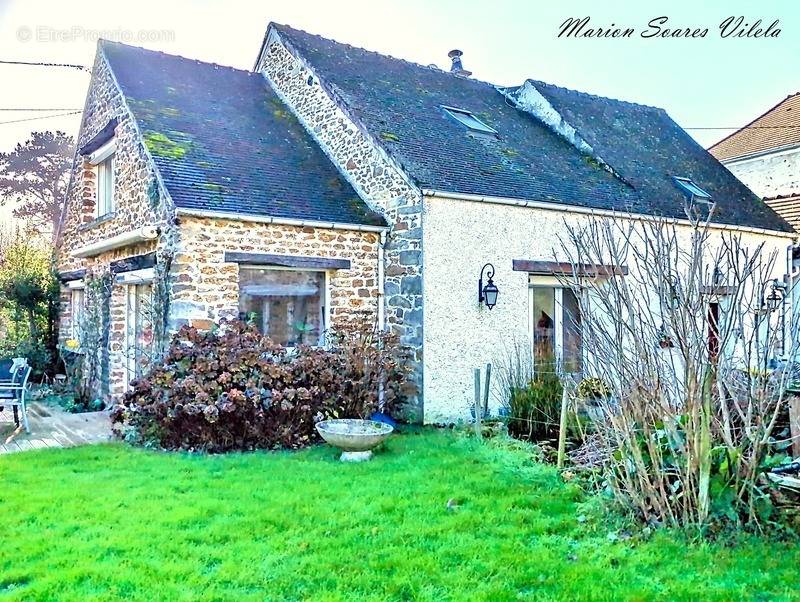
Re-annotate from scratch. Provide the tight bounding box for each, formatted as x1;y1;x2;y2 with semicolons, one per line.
255;30;425;419
171;215;381;330
57;49;174;275
57;46;175;401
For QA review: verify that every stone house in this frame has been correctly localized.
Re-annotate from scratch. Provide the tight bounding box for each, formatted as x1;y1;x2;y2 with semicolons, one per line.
58;24;795;423
709;93;800;230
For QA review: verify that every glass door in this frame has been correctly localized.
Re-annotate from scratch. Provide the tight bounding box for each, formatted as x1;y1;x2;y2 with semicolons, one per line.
125;283;154;387
529;284;583;374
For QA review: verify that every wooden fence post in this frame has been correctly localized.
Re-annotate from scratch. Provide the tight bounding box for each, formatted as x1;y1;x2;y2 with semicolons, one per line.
474;368;482;440
556;385;569;470
789;395;800;459
483;363;492;416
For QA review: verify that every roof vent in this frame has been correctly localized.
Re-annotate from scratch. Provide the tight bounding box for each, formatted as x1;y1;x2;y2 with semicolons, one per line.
448;49;472;77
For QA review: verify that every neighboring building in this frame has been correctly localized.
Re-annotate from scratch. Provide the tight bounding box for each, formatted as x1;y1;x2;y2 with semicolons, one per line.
57;24;795;423
709;93;800;230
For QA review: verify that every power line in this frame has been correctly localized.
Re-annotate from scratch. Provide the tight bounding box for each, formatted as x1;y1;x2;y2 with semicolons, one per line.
690;121;800;130
0;111;81;126
0;59;90;72
0;108;82;112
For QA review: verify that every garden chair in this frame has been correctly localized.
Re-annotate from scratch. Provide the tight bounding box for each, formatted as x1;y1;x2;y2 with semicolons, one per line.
0;361;32;434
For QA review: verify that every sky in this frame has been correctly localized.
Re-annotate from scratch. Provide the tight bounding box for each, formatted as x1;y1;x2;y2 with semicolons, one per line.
0;0;798;224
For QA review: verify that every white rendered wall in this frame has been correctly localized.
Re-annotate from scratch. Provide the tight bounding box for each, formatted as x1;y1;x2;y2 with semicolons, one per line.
421;195;796;424
724;147;800;200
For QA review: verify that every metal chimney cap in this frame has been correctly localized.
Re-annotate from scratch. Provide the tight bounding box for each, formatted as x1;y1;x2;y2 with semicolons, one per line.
448;49;464;59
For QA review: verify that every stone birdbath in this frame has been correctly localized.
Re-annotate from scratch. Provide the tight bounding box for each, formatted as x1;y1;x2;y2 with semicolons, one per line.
315;419;394;462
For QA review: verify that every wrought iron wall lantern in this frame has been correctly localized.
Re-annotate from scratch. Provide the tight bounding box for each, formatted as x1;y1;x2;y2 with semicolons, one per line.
764;279;786;312
478;263;499;309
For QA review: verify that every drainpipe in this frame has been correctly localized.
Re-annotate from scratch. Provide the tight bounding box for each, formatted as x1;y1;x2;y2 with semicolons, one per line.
787;242;797;357
377;231;386;411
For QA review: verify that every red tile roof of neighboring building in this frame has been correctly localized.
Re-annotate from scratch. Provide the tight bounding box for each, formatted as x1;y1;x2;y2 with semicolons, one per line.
709;93;800;161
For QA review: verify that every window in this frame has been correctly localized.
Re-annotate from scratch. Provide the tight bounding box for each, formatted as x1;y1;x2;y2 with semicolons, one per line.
238;268;327;346
70;287;85;339
529;282;582;373
88;138;116;218
96;155;114;217
125;282;154;385
441;106;498;135
673;177;711;201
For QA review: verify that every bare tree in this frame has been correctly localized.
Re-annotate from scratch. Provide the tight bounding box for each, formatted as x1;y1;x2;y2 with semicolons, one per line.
558;214;797;530
0;131;74;239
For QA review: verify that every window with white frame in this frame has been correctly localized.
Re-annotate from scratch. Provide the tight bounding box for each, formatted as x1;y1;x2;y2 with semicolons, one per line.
238;267;327;346
70;287;86;340
88;139;116;217
529;279;582;373
125;282;154;383
96;156;114;216
441;105;498;135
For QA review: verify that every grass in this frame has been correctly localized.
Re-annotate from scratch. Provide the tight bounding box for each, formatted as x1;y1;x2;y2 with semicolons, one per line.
0;430;797;601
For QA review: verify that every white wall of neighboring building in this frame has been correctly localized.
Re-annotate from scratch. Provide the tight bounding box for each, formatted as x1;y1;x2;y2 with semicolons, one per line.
723;146;800;200
421;193;796;424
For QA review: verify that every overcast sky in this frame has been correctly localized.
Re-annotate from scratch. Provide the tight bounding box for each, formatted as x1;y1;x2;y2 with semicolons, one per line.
0;0;798;192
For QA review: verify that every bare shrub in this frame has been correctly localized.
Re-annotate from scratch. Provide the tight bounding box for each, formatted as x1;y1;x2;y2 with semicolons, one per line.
558;215;797;531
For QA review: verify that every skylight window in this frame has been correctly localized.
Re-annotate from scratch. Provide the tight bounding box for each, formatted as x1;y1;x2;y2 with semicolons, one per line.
442;106;498;135
673;177;712;202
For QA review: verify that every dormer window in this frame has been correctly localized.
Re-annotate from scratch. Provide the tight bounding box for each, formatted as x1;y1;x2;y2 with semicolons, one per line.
88;139;116;217
673;177;712;202
441;106;498;135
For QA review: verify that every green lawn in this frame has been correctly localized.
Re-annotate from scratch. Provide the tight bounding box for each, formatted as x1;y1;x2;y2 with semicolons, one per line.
0;431;796;601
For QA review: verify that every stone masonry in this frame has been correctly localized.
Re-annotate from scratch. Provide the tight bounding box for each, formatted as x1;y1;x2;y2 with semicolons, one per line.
171;216;380;328
58;44;385;405
57;47;175;401
256;30;426;418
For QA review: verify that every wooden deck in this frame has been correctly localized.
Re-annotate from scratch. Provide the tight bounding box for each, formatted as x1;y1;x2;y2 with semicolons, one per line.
0;402;111;454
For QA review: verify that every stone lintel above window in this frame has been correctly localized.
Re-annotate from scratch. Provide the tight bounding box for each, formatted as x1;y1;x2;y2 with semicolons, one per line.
111;252;157;275
700;285;736;296
512;259;628;277
58;268;88;283
79;118;119;157
224;252;350;271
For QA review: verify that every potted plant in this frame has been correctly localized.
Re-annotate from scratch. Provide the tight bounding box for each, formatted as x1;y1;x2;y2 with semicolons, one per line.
575;377;612;422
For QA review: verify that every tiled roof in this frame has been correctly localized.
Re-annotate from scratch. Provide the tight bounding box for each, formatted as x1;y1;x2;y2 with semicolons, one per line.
100;41;385;227
764;195;800;233
528;80;793;233
709;94;800;162
271;25;637;213
271;24;792;233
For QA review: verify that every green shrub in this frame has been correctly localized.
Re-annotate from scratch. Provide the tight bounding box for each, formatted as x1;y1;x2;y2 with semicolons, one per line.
506;359;564;442
110;319;413;452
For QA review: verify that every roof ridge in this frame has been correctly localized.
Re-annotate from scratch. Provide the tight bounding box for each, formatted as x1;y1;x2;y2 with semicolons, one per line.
271;24;668;112
528;78;665;112
270;22;502;90
100;39;254;76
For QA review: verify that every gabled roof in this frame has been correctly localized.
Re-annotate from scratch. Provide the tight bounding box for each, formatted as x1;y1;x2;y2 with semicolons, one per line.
526;80;792;233
709;94;800;162
100;41;385;227
270;24;637;213
270;24;792;233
